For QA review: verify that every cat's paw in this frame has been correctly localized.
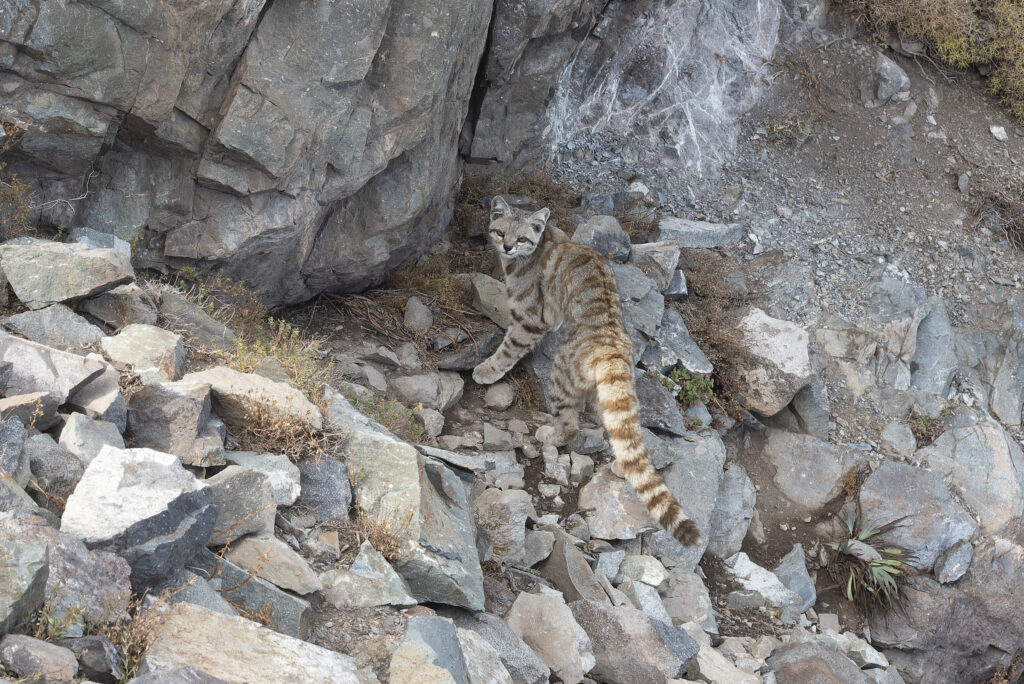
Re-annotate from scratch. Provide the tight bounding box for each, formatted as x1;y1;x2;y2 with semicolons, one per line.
472;362;504;385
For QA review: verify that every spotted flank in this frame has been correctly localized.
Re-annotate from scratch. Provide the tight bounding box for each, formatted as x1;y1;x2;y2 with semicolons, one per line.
472;196;700;546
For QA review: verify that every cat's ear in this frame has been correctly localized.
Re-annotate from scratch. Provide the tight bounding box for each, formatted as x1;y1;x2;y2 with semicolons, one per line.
530;207;550;231
490;195;511;218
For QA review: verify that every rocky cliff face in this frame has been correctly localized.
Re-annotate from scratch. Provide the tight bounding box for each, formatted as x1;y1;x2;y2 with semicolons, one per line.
1;0;799;306
2;0;492;306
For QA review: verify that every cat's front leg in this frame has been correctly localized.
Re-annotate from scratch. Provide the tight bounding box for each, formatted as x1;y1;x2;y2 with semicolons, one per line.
471;359;506;385
472;321;547;385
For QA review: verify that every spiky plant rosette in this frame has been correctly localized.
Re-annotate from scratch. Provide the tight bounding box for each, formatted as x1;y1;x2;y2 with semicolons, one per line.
821;507;913;615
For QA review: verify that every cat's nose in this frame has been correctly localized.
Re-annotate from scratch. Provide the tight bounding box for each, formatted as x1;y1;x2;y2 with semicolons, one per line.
503;244;513;253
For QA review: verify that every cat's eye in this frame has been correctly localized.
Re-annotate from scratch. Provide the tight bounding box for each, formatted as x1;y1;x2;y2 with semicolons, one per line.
491;230;503;238
517;237;528;243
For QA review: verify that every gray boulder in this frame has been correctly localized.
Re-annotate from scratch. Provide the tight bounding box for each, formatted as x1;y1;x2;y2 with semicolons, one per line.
25;438;85;510
0;332;108;403
705;463;756;559
731;307;813;415
65;364;128;432
127;382;223;468
58;413;125;465
59;634;124;683
725;552;804;624
0;512;132;637
910;297;957;396
61;446;216;588
190;548;310;640
391;372;464;412
767;640;871;684
181;366;322;430
859;461;976;571
572;215;631;262
474;488;535;566
321;540;416;609
224;452;300;507
875;53;910;101
223;534;320;595
0;416;29;487
537;530;609;604
0;539;48;635
773;544;816;613
0;634;79;682
761;429;865;512
505;589;595;684
439;609;550;684
139;603;358;682
456;626;515;684
635;372;688;436
80;283;159;330
569;599;698;683
0;241;132;309
640;308;713;376
655;216;744;248
392;615;469;684
918;414;1024;536
337;387;483;610
0;392;61;432
870;539;1024;682
152;289;236;351
629;242;680;289
204;466;276;546
2;304;104;350
296;456;351;522
100;324;185;385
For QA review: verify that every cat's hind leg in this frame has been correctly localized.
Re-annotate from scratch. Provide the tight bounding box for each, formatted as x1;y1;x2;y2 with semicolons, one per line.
546;344;587;447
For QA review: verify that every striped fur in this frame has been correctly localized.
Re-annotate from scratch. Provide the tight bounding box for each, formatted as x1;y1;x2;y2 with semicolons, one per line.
472;196;700;546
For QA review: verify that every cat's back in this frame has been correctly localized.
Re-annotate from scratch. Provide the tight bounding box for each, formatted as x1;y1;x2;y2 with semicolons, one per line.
539;240;623;327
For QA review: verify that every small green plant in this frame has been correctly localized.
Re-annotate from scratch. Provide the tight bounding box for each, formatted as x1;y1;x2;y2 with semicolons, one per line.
820;507;912;615
667;367;715;409
178;265;198;281
907;411;941;447
18;596;84;643
344;392;423;443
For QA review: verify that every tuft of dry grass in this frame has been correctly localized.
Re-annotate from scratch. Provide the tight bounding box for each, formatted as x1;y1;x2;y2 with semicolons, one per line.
507;367;542;411
232;399;340;463
845;0;1024;120
328;508;414;565
971;172;1024;252
95;594;163;684
672;249;757;414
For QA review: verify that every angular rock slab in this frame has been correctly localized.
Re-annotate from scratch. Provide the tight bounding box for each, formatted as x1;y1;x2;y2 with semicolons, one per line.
505;590;595;684
456;626;515;684
0;633;79;681
393;615;469;684
296;456;351;522
731;307;813;415
773;543;816;613
224;534;320;595
0;332;108;403
204;466;276;546
80;283;159;329
101;323;185;384
859;461;976;571
0;241;133;309
2;304;104;350
640;308;713;376
65;364;128;432
569;599;698;684
190;548;310;640
127;382;223;467
342;392;483;610
705;463;756;559
655;216;744;248
871;538;1024;681
0;539;48;635
762;429;865;511
439;609;550;684
767;640;873;684
0;511;131;636
138;603;359;683
58;412;125;466
918;414;1024;536
61;446;216;587
642;431;727;572
474;488;535;566
725;552;804;624
538;529;608;604
181;366;322;430
224;451;300;506
321;540;416;609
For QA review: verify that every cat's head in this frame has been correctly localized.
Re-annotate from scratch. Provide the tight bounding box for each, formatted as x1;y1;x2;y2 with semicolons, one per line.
487;196;550;259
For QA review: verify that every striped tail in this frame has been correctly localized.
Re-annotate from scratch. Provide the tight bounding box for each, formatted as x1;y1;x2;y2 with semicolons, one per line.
594;355;700;546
